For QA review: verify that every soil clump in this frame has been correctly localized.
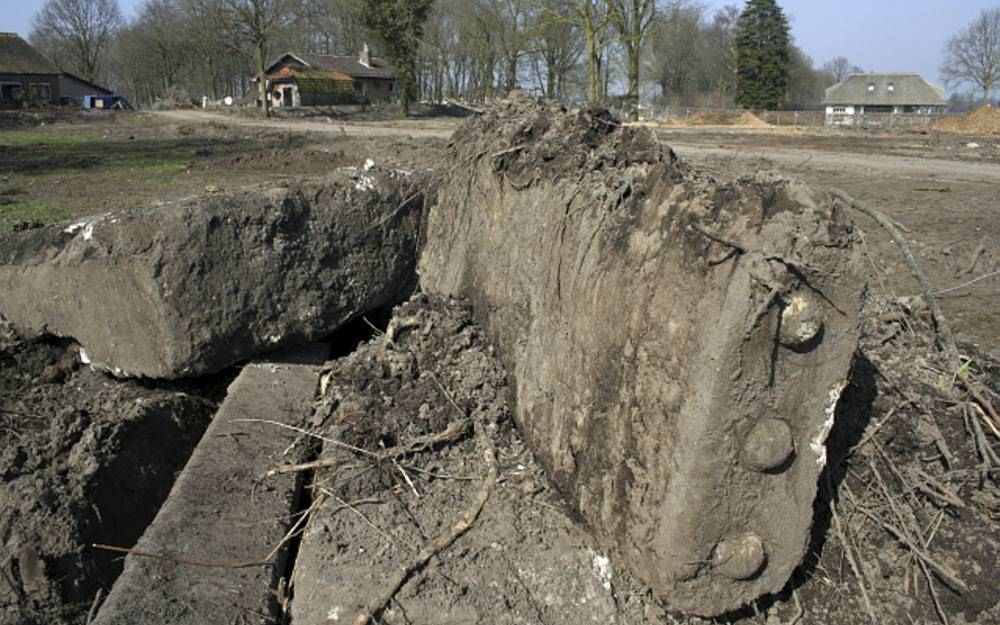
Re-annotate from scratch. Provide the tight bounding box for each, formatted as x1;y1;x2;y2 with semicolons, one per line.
0;325;229;625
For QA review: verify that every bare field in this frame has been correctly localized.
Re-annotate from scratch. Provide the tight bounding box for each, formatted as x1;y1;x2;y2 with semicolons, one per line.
654;126;1000;350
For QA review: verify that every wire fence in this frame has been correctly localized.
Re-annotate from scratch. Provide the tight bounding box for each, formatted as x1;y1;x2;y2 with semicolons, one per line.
630;106;950;129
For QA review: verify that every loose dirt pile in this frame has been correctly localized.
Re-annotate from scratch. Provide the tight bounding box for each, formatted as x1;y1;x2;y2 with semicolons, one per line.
288;294;662;625
0;322;230;625
932;106;1000;135
667;111;771;128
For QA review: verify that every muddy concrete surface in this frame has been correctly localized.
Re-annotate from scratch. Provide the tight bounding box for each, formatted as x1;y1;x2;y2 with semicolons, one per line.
421;93;864;614
1;96;998;625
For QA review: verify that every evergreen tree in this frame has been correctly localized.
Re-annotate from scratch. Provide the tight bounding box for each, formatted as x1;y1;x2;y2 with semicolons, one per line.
734;0;790;110
363;0;435;116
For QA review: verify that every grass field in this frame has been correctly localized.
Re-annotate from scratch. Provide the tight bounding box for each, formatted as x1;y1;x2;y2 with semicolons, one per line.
0;114;298;233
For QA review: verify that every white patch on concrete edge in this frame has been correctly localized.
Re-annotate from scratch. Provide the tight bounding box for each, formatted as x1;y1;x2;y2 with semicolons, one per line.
78;349;91;365
590;550;613;591
811;381;847;467
63;220;88;235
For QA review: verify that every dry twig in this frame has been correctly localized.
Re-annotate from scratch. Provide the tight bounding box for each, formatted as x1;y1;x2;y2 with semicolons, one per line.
827;479;877;624
350;386;499;625
832;189;958;362
263;420;468;478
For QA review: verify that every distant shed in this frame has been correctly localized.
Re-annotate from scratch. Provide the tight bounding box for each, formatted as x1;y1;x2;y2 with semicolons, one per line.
59;73;113;104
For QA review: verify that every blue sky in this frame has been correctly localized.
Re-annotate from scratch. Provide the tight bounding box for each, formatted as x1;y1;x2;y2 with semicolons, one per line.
3;0;997;93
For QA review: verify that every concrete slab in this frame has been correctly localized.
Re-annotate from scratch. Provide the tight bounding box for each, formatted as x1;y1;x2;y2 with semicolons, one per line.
419;93;865;615
92;343;329;625
0;172;422;379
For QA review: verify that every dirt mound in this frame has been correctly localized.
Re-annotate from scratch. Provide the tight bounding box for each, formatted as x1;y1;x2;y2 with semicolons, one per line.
290;294;661;624
669;110;771;128
0;334;229;625
933;106;1000;134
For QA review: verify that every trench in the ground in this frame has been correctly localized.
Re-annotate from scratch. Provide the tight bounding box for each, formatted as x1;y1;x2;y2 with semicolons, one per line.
270;311;391;624
0;311;394;625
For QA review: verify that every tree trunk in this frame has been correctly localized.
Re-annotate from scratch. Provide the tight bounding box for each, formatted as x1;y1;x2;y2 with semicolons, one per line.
625;42;640;121
584;26;601;104
256;42;270;118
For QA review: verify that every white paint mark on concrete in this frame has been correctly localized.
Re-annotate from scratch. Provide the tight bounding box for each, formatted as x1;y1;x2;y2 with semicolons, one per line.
63;220;88;235
590;550;613;591
326;606;341;621
811;381;847;467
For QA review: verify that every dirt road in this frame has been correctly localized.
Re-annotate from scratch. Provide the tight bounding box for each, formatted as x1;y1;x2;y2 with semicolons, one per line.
667;141;1000;185
155;110;1000;184
154;109;457;139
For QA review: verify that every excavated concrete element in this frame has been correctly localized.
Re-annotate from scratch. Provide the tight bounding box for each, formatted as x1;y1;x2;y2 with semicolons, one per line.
91;343;329;625
0;170;422;379
419;93;865;615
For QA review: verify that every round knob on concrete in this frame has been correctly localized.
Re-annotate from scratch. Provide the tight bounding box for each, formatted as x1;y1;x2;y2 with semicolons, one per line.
779;293;823;348
743;418;794;472
712;533;766;580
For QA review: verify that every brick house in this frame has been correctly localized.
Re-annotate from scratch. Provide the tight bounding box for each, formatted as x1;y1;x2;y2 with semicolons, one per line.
0;32;61;107
263;44;397;108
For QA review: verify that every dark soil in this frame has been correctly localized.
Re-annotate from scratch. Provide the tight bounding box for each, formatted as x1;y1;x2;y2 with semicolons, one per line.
0;322;232;625
287;294;663;624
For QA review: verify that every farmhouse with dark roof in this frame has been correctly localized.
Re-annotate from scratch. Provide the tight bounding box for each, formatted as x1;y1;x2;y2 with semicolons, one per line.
263;44;397;107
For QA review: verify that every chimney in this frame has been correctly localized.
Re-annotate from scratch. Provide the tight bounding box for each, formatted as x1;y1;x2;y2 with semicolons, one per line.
360;43;371;68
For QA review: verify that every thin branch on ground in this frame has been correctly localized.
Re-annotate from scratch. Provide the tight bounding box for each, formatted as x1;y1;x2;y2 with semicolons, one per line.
350;390;499;625
935;270;1000;296
828;479;877;624
963;236;986;275
262;420;469;478
832;189;958;363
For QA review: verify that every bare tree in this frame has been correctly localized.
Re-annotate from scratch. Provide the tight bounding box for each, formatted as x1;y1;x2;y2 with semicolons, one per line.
822;56;863;83
195;0;294;117
30;0;124;82
532;0;583;99
941;8;1000;104
545;1;611;104
648;3;703;105
702;5;740;105
606;0;670;120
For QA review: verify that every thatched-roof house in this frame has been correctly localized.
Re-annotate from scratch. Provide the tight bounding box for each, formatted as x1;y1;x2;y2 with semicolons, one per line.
822;73;946;125
0;33;61;106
